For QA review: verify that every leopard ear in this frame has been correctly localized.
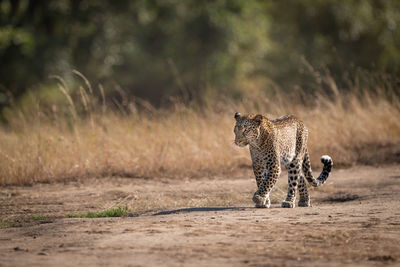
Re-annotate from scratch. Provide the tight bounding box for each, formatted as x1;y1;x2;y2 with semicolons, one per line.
234;112;241;120
254;114;263;124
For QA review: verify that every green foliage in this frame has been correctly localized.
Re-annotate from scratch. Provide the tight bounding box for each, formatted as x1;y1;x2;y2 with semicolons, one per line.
67;206;130;218
0;0;399;108
263;0;400;91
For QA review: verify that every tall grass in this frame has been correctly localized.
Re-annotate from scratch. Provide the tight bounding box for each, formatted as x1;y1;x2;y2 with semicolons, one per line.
0;73;399;185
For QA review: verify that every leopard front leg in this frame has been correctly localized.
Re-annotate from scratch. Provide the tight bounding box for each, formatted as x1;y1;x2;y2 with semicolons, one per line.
282;160;301;208
251;163;268;208
253;163;280;208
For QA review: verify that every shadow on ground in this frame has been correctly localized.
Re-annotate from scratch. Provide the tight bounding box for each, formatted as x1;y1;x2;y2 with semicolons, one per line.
152;206;249;216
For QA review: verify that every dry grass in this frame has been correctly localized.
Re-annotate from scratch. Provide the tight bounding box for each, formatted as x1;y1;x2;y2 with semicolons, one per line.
1;74;399;185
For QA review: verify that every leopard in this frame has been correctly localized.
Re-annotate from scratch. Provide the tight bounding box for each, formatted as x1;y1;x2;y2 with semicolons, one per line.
233;112;333;208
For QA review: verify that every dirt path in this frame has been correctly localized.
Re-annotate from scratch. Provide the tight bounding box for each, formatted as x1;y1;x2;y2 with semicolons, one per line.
1;165;400;266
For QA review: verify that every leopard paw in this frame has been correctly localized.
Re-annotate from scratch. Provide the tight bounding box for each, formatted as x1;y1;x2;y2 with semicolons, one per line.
253;193;270;208
298;199;311;207
281;201;295;208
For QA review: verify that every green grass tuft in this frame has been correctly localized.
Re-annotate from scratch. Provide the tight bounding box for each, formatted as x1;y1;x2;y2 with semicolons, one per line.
32;215;48;221
67;206;129;218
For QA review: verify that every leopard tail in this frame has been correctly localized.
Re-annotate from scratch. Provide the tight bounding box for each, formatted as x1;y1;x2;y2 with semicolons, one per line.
302;149;333;187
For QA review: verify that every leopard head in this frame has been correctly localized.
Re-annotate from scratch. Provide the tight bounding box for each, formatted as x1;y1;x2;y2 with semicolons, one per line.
233;112;263;147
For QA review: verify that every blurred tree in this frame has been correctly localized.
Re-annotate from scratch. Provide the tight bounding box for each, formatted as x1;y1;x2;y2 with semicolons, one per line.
263;0;400;91
0;0;268;106
0;0;399;108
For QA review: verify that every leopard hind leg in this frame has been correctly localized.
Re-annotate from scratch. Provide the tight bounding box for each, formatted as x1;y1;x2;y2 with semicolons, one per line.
298;174;311;207
281;160;301;208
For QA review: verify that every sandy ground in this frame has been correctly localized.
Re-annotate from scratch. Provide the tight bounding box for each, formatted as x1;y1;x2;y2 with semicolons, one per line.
1;165;400;266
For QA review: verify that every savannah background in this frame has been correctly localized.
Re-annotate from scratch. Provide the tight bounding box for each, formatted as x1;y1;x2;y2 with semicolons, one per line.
1;1;400;266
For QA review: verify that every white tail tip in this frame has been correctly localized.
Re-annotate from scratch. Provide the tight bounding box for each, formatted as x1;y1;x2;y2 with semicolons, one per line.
321;155;331;161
